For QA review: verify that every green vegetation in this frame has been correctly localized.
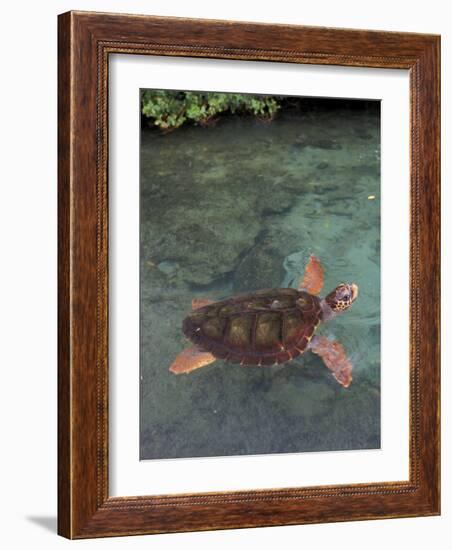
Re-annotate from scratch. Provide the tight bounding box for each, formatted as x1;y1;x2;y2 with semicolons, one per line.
141;90;280;131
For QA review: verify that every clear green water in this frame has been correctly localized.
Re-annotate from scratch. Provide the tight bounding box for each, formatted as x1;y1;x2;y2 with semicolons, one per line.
140;98;380;459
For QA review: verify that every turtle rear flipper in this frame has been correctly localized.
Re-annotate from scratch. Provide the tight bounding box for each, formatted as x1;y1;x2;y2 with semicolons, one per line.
169;346;216;374
308;335;353;387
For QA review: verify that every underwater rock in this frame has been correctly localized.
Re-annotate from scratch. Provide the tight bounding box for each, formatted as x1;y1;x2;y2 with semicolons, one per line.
259;195;294;215
142;215;262;287
282;250;310;288
140;128;316;289
233;239;285;292
292;133;309;149
141;165;309;288
157;260;179;276
354;128;374;140
292;137;342;151
267;376;336;417
310;139;342;150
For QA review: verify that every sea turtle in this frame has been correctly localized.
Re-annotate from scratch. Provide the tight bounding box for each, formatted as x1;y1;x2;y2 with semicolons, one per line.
169;255;358;387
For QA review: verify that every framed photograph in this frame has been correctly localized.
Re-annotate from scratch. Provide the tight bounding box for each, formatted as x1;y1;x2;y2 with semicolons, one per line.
58;11;440;538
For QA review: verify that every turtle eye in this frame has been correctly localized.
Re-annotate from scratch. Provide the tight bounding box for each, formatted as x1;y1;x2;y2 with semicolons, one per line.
336;284;353;303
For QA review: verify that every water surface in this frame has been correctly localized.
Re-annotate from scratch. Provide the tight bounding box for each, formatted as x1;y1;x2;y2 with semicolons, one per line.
140;98;381;459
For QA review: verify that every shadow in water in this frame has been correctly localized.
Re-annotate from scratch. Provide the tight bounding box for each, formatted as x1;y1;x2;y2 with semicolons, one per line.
26;515;57;533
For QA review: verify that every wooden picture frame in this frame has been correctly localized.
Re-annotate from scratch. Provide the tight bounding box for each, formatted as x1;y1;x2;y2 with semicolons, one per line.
58;10;440;539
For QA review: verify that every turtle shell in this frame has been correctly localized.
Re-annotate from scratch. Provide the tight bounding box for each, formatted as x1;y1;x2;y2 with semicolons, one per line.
183;288;322;366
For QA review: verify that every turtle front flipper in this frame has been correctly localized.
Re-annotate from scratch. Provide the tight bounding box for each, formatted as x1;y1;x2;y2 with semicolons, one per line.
169;346;216;375
298;255;324;295
308;335;352;387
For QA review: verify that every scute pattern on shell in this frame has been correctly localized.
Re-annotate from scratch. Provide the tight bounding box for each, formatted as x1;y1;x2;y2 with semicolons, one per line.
183;288;322;366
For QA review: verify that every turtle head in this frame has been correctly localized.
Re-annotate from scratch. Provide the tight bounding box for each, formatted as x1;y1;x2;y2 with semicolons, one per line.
325;283;359;313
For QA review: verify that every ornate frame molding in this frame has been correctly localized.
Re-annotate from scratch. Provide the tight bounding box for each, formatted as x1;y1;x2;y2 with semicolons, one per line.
58;11;440;538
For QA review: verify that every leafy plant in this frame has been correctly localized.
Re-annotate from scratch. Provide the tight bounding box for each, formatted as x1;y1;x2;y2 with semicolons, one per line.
141;90;280;131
